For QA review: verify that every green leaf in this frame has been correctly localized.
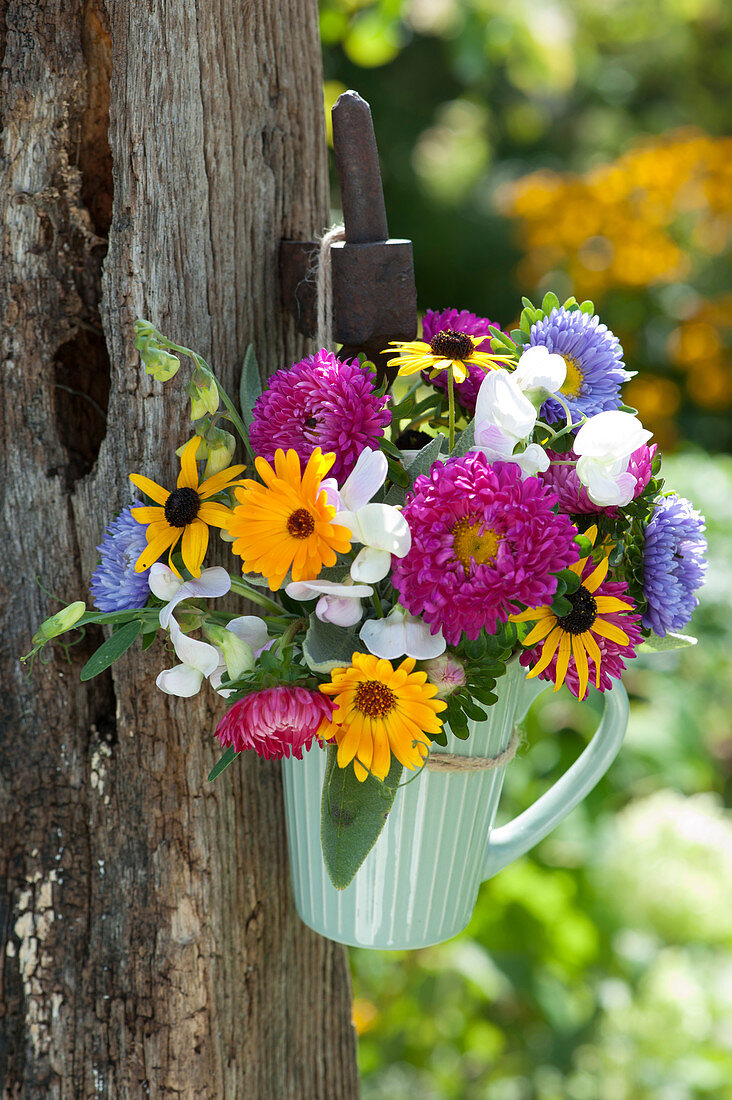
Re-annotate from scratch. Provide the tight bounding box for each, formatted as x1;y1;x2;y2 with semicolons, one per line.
208;746;240;781
386;457;410;487
541;291;560;315
574;534;593;558
321;746;403;889
302;613;363;674
452;420;475;457
141;629;158;651
385;434;444;506
551;596;572;618
557;567;581;594
637;632;698;653
238;344;262;427
579;299;595;314
80;620;143;680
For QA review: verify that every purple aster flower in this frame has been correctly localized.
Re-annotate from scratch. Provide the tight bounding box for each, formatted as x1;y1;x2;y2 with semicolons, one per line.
642;494;707;636
540;444;656;515
529;307;630;425
249;349;390;482
421;308;502;414
392;453;579;646
89;506;151;612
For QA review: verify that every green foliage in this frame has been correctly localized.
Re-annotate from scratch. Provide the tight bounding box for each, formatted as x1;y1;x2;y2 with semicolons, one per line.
238;343;261;428
80;620;143;680
439;627;515;743
321;746;403;888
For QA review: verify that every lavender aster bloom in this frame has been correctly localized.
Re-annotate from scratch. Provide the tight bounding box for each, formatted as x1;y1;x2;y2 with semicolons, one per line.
642;494;707;636
421;308;501;414
529;307;630;425
249;349;390;482
392;452;579;646
90;506;151;612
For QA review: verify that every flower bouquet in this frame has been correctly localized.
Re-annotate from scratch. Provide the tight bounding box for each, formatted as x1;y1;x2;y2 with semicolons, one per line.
25;295;707;948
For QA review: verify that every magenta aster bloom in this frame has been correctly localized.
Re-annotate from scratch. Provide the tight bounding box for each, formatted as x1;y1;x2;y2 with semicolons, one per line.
392;453;579;646
540;444;656;515
421;308;502;414
249;349;390;482
215;686;335;761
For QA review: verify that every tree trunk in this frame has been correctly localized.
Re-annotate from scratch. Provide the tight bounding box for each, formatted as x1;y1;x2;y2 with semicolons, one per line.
0;1;359;1096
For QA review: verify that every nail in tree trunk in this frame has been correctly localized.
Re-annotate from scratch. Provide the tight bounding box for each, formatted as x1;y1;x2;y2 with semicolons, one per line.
0;1;359;1096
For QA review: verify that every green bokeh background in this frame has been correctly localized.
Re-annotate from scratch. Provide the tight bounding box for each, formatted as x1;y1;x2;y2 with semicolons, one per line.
320;2;732;1095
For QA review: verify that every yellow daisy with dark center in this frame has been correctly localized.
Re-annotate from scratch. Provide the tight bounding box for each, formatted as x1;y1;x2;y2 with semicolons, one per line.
386;329;500;385
130;436;245;578
510;527;639;699
227;447;352;591
320;652;447;782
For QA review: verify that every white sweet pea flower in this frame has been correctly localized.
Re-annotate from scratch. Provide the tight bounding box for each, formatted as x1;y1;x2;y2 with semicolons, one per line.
574;410;653;507
149;564;232;630
156;615;222;697
512;344;567;398
209;616;274;697
286;578;373;628
322;448;411;582
322;447;388;512
473;370;551;477
360;605;446;660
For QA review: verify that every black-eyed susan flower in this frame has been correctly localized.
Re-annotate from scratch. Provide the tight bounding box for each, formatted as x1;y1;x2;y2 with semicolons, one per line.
227;448;352;591
511;528;643;700
320;652;447;782
387;329;500;385
130;437;244;579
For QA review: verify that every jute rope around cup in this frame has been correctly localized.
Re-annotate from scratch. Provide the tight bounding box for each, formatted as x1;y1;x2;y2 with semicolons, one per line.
314;222;346;352
426;731;520;773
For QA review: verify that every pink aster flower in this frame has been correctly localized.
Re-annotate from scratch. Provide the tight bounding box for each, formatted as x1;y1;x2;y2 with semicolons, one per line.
214;686;335;761
517;550;643;700
539;444;656;515
392;453;579;646
421;308;503;413
249;349;390;481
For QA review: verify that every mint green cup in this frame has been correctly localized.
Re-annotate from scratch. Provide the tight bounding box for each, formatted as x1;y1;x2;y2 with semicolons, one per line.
281;658;629;950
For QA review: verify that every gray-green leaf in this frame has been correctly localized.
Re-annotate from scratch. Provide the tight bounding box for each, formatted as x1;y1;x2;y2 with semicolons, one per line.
321;746;403;889
238;343;262;427
637;632;698;653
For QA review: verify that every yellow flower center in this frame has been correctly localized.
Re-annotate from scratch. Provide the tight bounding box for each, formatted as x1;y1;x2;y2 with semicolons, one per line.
452;516;501;574
286;507;316;539
355;680;397;718
561;355;584;398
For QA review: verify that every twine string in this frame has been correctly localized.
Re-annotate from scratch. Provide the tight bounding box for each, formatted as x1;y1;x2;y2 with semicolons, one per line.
314;222;346;352
425;731;520;773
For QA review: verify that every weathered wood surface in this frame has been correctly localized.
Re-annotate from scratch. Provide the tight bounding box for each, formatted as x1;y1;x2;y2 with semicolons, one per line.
0;1;359;1096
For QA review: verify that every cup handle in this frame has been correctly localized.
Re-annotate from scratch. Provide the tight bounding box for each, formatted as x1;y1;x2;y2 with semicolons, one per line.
483;682;629;881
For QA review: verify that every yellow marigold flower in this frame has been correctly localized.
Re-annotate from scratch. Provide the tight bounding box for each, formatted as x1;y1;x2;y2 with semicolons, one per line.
130;437;244;579
387;330;501;385
320;652;447;782
228;448;351;591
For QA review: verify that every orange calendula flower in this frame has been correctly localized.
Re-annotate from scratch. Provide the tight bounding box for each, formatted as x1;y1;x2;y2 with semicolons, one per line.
227;448;351;591
320;652;447;782
386;330;504;385
130;436;244;579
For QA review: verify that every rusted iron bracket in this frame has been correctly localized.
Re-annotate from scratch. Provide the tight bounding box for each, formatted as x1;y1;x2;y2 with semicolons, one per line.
280;91;418;373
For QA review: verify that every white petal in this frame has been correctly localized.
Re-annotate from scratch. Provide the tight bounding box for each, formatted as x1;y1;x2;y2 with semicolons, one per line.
513;345;567;394
513;443;550;477
576;456;634;506
225;615;272;653
359;617;408;659
286;578;372;600
574;411;652;461
316;595;364;627
475;370;536;442
169;617;221;676
340;448;388;511
473;423;516;461
320;477;342;512
219;630;254;680
158;566;231;630
149;563;181;602
285;580;320;601
403;618;446;659
350;547;392;583
348;503;412;555
156;664;205;697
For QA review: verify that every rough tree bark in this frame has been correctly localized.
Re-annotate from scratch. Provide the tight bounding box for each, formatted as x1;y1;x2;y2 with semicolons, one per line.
0;1;360;1096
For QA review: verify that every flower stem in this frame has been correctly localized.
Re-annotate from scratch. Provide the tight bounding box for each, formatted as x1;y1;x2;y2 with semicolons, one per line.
230;577;283;615
447;365;456;452
371;590;384;619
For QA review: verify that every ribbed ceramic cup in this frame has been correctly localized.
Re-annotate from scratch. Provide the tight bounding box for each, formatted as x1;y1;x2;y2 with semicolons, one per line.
281;658;629;950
